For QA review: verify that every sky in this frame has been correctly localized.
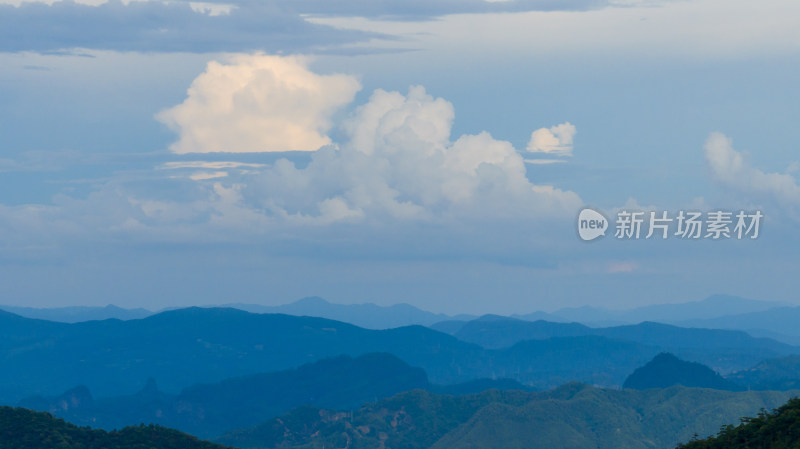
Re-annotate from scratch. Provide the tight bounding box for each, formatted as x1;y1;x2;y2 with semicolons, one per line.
1;0;799;314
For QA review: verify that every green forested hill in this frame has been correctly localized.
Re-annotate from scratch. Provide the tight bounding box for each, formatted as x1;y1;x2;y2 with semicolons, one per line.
218;389;531;449
0;406;230;449
217;384;800;449
677;397;800;449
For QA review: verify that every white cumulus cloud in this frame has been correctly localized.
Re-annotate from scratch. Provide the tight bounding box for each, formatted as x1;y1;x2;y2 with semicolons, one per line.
526;122;576;157
0;55;584;261
156;54;361;153
243;85;581;225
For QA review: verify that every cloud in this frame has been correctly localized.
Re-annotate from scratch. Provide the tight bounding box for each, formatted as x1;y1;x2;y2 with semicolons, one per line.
524;159;567;165
705;132;800;206
0;0;382;53
0;55;583;266
285;0;612;20
241;84;581;224
526;122;576;157
158;161;267;170
158;160;268;181
607;260;638;273
156;54;361;153
2;0;616;22
0;0;618;54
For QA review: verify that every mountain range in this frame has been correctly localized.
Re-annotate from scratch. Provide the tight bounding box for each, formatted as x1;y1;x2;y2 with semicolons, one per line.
2;306;798;405
432;314;798;373
221;296;476;329
0;304;153;323
3;293;795;333
18;353;529;439
726;354;800;390
535;294;788;325
217;383;800;449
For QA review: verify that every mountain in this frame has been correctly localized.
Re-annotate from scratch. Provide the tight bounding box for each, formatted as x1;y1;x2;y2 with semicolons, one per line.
547;294;788;326
19;353;533;439
0;304;152;323
223;296;476;329
217;383;800;449
1;308;558;404
0;307;655;403
0;406;229;449
18;385;96;414
218;389;530;449
439;315;798;373
677;306;800;339
2;307;793;404
0;297;473;330
494;335;659;387
623;353;742;391
619;294;787;323
509;310;569;323
541;305;626;326
429;378;532;396
18;353;431;438
0;307;488;403
740;328;800;346
428;319;470;334
726;354;800;390
677;397;800;449
448;315;593;348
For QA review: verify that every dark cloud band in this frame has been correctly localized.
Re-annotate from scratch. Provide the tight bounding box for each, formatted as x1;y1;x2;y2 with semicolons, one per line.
0;0;611;53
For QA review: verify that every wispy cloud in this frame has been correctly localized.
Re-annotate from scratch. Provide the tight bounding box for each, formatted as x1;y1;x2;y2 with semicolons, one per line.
705;132;800;208
158;161;267;170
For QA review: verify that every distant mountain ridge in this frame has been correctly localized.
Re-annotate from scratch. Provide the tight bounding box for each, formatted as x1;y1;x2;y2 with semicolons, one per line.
1;306;797;405
0;306;659;402
676;306;800;340
529;294;789;326
222;296;476;329
3;294;793;337
434;315;798;373
0;304;152;323
0;297;473;328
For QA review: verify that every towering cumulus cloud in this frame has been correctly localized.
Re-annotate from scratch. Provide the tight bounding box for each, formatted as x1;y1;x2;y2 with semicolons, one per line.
157;54;361;153
242;84;581;224
134;53;584;234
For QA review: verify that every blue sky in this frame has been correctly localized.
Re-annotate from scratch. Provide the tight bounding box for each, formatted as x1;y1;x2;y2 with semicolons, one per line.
1;0;799;313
